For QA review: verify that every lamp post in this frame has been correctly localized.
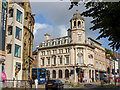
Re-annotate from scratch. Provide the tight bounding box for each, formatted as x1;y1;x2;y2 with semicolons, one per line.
113;46;116;86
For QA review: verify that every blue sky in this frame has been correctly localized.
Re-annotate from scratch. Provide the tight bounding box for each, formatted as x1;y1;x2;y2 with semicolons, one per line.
30;2;120;53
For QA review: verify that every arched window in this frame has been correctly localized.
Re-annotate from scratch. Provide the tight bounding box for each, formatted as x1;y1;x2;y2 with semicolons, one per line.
65;69;69;78
59;70;62;78
52;70;56;78
74;21;76;27
78;21;81;27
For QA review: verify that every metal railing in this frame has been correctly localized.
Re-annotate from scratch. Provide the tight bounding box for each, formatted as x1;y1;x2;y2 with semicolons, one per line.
0;80;30;88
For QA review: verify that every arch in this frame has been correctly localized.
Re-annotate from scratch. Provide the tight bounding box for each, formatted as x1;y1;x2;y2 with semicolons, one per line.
78;21;81;27
52;70;56;78
59;70;62;78
74;21;76;27
65;69;69;78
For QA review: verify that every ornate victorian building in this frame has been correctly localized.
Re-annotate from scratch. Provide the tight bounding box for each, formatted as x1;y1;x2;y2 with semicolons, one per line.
37;10;106;83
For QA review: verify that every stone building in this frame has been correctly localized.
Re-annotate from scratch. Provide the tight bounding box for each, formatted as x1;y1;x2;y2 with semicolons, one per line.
18;1;35;80
37;10;106;83
32;50;38;68
5;3;24;80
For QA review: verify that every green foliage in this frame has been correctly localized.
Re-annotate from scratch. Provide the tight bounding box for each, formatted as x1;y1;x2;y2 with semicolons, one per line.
81;2;120;50
105;48;116;60
69;1;120;50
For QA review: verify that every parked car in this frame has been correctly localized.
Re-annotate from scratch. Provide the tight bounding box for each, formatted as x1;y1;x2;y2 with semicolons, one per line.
45;80;64;90
103;78;110;83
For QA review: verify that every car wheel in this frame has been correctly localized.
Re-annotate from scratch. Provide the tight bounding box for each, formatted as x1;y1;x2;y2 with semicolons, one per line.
45;88;48;90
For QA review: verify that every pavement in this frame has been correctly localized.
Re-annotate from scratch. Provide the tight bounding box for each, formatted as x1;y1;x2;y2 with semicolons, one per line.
2;82;120;90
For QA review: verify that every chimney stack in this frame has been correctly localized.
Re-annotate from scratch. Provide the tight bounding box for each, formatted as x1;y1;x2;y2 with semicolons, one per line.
44;33;51;41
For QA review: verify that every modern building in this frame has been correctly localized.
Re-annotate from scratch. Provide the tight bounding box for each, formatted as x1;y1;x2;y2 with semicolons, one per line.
18;1;35;80
32;50;38;68
5;3;24;80
37;10;106;84
0;0;8;87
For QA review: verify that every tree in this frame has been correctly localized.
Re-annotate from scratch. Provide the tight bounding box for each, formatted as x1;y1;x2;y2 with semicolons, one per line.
69;2;120;50
105;48;116;60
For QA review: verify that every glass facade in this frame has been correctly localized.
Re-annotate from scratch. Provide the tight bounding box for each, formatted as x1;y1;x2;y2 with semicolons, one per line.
16;9;22;23
14;44;21;58
15;27;21;40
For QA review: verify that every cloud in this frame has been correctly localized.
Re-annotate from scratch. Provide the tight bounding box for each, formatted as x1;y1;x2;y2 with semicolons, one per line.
33;23;68;50
31;2;112;51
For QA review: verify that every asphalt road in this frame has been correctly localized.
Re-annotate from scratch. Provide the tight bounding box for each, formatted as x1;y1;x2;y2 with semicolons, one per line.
2;88;120;90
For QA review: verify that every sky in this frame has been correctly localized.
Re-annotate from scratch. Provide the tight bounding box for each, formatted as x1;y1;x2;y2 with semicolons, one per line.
30;1;120;53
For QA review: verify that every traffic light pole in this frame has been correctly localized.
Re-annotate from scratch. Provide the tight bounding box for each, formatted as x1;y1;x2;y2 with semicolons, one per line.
113;47;116;86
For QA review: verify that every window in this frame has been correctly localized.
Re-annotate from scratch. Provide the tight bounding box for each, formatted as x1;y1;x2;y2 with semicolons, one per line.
14;44;21;58
78;56;82;64
89;70;91;78
8;26;12;35
41;58;44;66
59;57;62;64
53;57;56;65
65;48;69;53
7;44;12;54
16;9;22;23
52;70;56;78
32;64;36;67
15;27;22;40
59;70;62;78
74;21;76;27
34;56;36;60
78;21;81;27
78;36;81;41
78;49;81;53
65;69;69;78
65;57;69;64
41;51;45;56
9;8;13;17
59;49;63;54
47;58;50;65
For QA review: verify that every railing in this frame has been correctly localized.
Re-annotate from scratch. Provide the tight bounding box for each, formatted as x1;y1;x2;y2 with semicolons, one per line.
0;80;30;89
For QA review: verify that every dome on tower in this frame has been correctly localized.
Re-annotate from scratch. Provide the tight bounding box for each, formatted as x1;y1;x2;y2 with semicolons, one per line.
70;10;85;21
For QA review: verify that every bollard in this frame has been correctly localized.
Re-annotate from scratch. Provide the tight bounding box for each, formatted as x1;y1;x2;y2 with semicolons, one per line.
101;80;104;87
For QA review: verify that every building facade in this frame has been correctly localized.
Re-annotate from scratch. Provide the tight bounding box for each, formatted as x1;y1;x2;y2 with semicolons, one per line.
5;3;24;80
32;50;38;68
0;0;8;87
37;10;106;83
18;1;35;80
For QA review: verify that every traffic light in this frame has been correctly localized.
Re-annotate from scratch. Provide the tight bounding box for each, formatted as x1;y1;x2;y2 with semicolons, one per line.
117;69;119;73
76;68;82;73
112;69;115;74
107;67;110;74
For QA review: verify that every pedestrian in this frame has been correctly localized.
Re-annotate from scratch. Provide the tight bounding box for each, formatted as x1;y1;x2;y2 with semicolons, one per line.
30;78;33;88
35;78;38;89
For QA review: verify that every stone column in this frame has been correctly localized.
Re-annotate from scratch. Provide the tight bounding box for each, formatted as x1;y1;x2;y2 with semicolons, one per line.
56;69;58;79
74;67;78;84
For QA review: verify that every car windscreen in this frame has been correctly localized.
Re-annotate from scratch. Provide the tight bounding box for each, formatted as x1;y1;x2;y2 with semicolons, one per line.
38;69;46;77
47;80;56;84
